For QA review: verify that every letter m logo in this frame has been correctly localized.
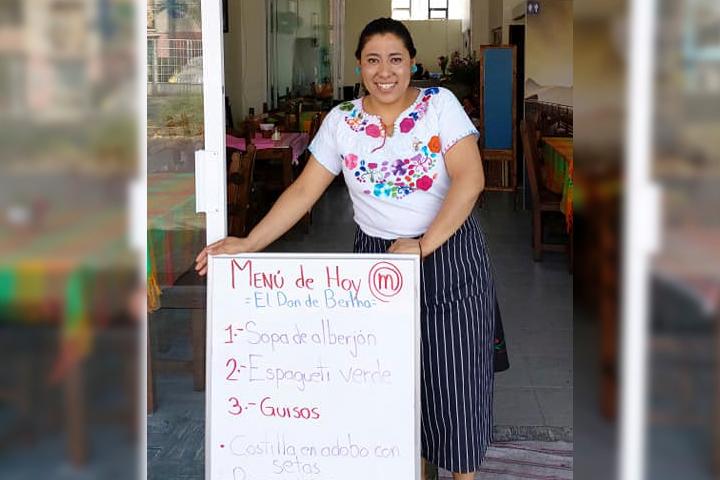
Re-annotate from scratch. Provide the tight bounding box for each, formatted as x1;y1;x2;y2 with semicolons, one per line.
376;273;397;291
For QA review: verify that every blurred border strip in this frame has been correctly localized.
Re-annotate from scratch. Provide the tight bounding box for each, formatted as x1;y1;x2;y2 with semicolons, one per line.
620;0;662;479
135;0;148;478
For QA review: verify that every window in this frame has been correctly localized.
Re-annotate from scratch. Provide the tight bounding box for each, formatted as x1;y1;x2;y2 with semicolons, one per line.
392;0;465;21
428;0;448;19
147;38;202;84
392;0;411;20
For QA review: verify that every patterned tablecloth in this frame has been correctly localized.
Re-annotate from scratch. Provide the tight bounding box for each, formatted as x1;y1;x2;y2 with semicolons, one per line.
542;137;574;231
147;172;205;311
226;132;310;165
0;205;136;367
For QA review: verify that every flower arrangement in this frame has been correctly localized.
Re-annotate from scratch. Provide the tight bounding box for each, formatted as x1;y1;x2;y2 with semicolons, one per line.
447;51;479;86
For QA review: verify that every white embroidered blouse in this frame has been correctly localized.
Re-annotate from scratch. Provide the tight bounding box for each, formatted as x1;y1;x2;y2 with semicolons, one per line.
309;86;479;239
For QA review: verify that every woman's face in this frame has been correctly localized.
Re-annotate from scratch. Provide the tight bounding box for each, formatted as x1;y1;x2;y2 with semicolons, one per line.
359;33;414;106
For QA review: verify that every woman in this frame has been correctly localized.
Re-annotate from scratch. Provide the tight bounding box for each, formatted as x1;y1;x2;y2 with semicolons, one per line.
196;18;496;479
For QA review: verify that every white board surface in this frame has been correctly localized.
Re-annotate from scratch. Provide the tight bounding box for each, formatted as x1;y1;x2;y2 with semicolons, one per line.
206;253;421;480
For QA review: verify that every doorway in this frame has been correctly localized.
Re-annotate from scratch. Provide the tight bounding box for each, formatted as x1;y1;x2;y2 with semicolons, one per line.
266;0;333;110
509;23;526;205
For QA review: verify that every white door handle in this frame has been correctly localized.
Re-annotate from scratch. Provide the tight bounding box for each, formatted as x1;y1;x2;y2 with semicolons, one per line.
195;149;221;213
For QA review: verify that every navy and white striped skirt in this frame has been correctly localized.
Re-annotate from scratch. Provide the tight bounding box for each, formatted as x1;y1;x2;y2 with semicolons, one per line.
353;215;496;473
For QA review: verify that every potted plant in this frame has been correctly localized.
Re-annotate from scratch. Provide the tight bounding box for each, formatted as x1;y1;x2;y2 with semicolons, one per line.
440;50;479;99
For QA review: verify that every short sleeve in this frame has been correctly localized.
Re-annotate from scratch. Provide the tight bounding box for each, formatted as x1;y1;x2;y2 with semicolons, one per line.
308;109;342;175
436;88;479;155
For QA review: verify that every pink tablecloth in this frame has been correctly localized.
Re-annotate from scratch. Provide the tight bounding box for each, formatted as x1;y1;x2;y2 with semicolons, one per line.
226;132;309;165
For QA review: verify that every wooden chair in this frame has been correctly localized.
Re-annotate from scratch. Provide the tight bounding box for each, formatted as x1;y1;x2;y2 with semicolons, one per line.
147;284;206;416
292;112;324;232
226;144;256;237
520;119;568;262
299;111;324;171
308;112;323;141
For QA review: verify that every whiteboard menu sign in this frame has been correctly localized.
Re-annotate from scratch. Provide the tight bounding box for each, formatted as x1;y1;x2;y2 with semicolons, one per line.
206;253;420;480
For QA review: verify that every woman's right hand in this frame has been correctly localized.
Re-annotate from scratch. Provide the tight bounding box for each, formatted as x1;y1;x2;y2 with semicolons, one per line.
195;236;255;276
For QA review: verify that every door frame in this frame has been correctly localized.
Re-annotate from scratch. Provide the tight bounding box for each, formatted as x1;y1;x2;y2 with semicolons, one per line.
197;3;227;476
197;0;227;245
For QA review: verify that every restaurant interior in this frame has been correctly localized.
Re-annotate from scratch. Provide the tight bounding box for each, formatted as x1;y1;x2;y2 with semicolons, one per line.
1;0;718;478
147;1;576;478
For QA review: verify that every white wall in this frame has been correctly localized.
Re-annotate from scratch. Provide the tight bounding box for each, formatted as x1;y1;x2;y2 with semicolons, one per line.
406;20;463;73
525;0;573;102
223;0;242;126
501;0;524;43
461;0;473;31
484;0;525;44
489;0;503;31
223;0;492;113
471;0;491;50
343;0;390;82
344;1;466;79
224;0;267;126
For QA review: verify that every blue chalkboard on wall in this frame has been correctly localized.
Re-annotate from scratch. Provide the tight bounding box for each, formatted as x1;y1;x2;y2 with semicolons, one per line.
478;45;516;193
483;49;514;149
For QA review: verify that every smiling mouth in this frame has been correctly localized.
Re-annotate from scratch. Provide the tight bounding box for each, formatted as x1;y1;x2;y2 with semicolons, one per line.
375;82;397;92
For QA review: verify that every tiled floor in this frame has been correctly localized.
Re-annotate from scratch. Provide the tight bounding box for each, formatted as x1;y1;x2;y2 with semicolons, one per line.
477;193;573;436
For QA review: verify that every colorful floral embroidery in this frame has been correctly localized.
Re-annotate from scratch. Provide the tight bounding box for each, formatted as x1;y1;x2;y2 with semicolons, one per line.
391;159;407;175
342;102;372;133
365;124;381;138
343;153;358;170
346;131;441;199
339;87;443;199
394;87;438;135
338;101;354;112
416;175;434;191
340;87;439;139
399;118;415;133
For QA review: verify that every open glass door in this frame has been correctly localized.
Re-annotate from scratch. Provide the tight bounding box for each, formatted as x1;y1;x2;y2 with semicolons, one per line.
147;0;225;316
146;0;226;474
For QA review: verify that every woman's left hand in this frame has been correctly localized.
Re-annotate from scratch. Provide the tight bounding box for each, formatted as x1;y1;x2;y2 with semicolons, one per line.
387;238;422;257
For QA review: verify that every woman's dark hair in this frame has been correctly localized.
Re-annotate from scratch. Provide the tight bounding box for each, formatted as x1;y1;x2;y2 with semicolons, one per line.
354;17;417;60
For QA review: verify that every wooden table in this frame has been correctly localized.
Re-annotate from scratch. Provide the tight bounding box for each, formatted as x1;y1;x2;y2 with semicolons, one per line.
225;132;309;164
542;136;574;231
226;132;310;190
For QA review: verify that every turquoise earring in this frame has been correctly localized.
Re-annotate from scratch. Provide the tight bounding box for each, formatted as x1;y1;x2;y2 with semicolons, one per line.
411;64;418;74
355;66;361;75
